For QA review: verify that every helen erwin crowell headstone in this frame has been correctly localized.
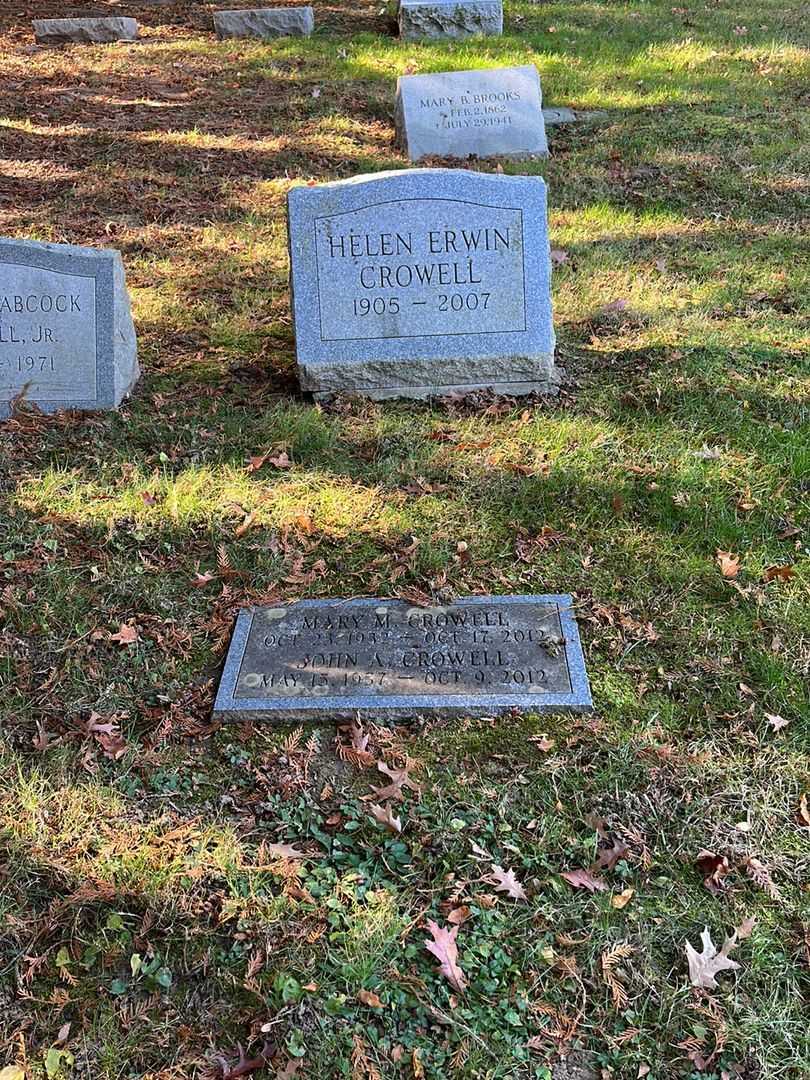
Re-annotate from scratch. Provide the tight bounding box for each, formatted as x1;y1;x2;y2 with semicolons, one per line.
396;65;548;162
287;168;559;399
214;595;592;721
0;238;139;418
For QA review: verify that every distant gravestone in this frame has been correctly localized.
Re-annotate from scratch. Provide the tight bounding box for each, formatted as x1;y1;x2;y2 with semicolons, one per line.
214;595;592;721
213;7;314;39
0;239;139;418
32;18;139;44
396;66;547;162
287;168;559;399
399;0;502;40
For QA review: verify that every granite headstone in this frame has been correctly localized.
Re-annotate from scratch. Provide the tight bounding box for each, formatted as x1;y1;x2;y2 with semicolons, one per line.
287;168;559;399
396;66;548;162
399;0;502;41
214;595;592;721
32;17;139;44
0;239;139;418
213;6;314;38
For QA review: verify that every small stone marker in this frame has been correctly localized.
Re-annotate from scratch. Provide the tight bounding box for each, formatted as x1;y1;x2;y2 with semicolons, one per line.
396;65;547;162
287;168;558;398
0;239;139;418
32;18;139;44
214;595;592;721
399;0;502;41
542;107;577;126
213;7;315;39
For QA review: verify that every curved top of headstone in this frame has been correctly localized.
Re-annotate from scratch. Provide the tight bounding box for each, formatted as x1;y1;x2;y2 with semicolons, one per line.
287;168;557;400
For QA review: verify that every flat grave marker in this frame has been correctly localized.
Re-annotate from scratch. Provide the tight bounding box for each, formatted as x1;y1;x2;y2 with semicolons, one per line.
213;7;314;38
399;0;502;41
0;239;139;418
214;595;592;721
287;168;559;399
32;17;139;44
396;65;548;162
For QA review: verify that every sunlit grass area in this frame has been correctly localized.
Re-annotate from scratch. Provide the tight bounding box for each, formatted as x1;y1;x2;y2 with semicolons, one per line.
1;0;808;1077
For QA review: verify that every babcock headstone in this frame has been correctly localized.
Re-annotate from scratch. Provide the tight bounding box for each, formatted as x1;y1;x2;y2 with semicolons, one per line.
213;7;314;38
214;595;592;721
32;18;139;44
399;0;502;41
396;65;548;162
287;168;559;399
0;239;139;418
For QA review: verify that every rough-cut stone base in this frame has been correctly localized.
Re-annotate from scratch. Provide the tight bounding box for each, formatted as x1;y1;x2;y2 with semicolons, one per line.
32;17;139;44
301;353;561;400
399;0;502;40
213;7;314;39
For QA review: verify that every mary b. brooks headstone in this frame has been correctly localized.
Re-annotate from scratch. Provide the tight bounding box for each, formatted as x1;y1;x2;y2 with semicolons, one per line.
0;239;139;418
287;169;559;399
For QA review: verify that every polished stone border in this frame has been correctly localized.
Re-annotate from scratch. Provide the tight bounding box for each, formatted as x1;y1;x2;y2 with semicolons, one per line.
213;594;592;721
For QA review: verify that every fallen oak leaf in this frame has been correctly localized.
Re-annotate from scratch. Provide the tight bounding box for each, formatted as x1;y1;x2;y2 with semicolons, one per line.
763;565;795;583
368;802;402;834
695;849;731;895
561;868;608;893
109;623;139;645
488;864;528;901
765;712;790;732
357;988;384;1009
716;550;740;579
247;842;325;864
611;887;634;909
424;919;466;992
596;837;629;871
267;450;292;469
530;734;555;752
191;570;216;588
446;905;472;925
361;759;422;802
685;917;754;989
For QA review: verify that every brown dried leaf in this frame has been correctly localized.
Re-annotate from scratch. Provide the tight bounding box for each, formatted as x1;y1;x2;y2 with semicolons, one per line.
763;564;795;583
424;919;466;992
561;868;608;893
234;510;257;538
191;570;216;588
596;838;629;871
368;803;402;834
447;905;472;925
358;988;384;1009
611;887;635;909
109;622;139;645
716;550;740;579
696;849;731;895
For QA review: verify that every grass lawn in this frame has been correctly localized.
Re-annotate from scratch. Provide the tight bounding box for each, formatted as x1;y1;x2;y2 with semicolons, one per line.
0;0;808;1077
